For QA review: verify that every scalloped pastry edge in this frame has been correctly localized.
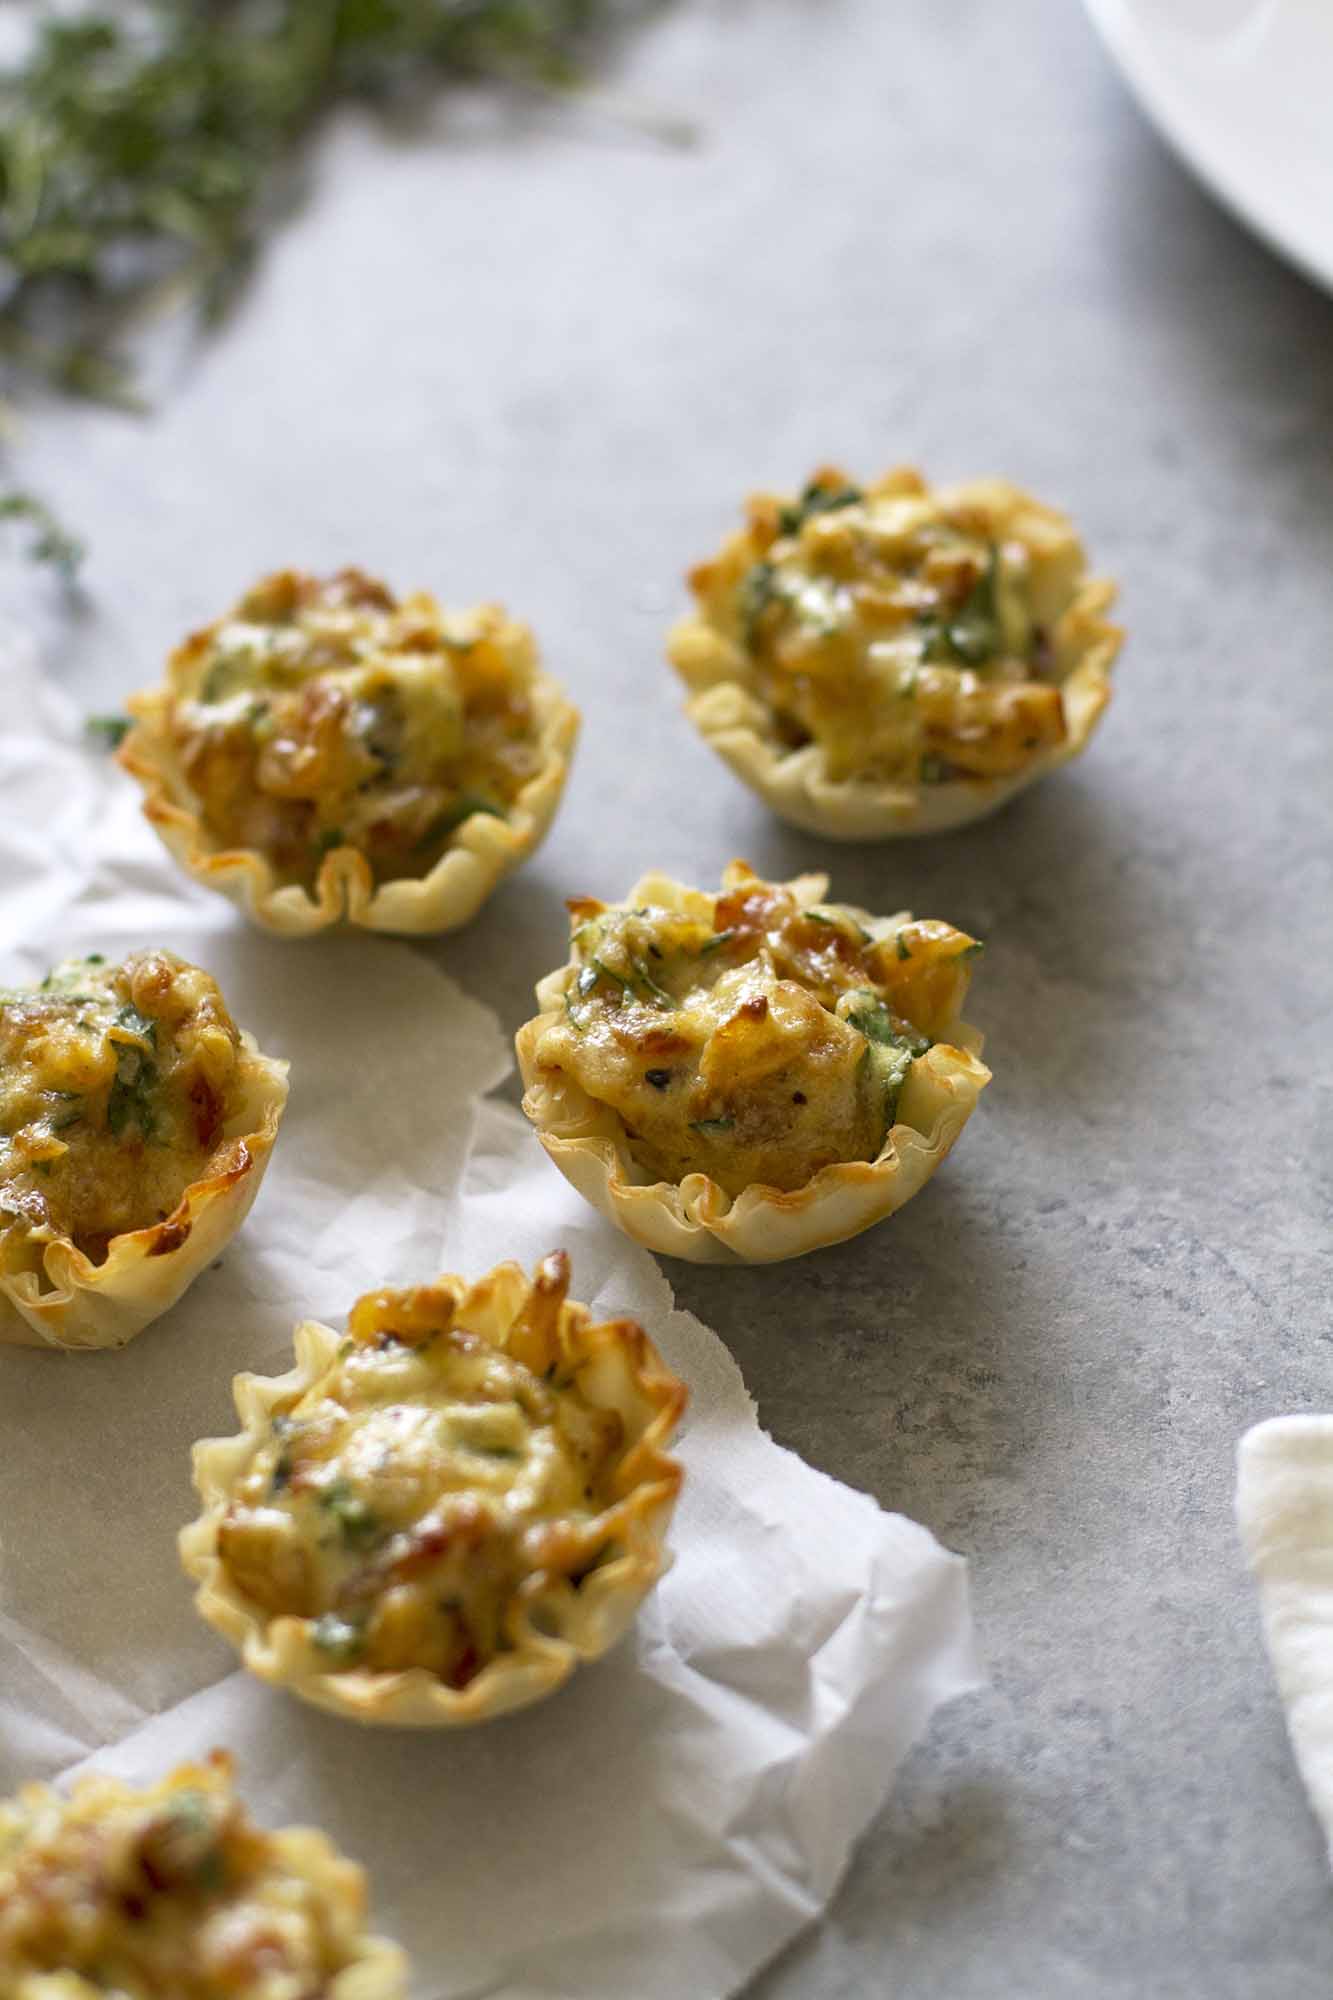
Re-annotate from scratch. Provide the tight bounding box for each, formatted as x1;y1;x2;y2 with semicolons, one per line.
669;560;1121;840
0;1032;288;1352
119;674;580;937
4;1761;408;1999
516;870;991;1264
180;1258;687;1726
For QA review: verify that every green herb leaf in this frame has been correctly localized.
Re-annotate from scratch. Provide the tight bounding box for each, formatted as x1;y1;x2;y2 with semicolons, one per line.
589;956;634;994
805;906;872;943
689;1116;734;1136
844;990;931;1059
310;1612;364;1664
921;543;1003;667
85;713;130;749
318;1478;381;1550
737;559;779;644
0;2;661;575
114;1003;157;1047
777;480;864;537
563;987;587;1034
631;957;676;1010
0;491;83;579
417;794;508;849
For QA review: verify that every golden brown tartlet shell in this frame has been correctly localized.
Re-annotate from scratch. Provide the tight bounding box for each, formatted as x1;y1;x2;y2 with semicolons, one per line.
180;1254;687;1726
516;868;991;1264
119;648;579;937
668;471;1122;838
0;1753;408;1999
0;1033;288;1352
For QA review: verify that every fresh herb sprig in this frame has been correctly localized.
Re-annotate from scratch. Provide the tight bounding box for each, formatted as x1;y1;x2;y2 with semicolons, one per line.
0;0;661;573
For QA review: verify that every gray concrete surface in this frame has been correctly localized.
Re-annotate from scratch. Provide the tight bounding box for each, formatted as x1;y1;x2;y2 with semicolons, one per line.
4;1;1332;1992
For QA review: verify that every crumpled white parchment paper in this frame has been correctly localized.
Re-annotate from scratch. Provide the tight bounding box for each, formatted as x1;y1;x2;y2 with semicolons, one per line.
0;638;980;2000
1237;1416;1333;1865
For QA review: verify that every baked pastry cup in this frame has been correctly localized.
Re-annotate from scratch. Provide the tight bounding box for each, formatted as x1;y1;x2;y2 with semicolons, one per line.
668;465;1121;838
0;1749;407;1996
180;1253;686;1726
0;950;287;1351
120;567;580;936
516;861;991;1263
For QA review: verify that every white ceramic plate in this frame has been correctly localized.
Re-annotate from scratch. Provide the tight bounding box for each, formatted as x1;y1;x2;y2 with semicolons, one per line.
1082;0;1333;293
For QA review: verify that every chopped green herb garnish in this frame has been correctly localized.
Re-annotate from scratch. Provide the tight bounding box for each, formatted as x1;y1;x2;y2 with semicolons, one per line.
114;1004;157;1047
0;491;82;580
631;957;676;1010
700;929;736;955
921;544;1003;667
806;906;872;943
418;795;508;849
563;987;587;1034
313;827;346;855
50;1108;84;1133
845;992;933;1132
156;1789;227;1892
85;714;130;749
318;1478;381;1550
738;559;780;644
107;1018;158;1140
199;659;236;705
589;956;634;995
777;480;864;537
896;935;912;961
689;1117;734;1136
311;1613;364;1664
957;941;985;960
844;991;931;1058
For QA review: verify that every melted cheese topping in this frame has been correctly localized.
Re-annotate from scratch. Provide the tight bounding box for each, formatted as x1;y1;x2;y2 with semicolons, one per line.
166;568;545;888
217;1279;628;1687
537;864;980;1197
0;1753;371;1999
683;466;1093;785
0;952;252;1274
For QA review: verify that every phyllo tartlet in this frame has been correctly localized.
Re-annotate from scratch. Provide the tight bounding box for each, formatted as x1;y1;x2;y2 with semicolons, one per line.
516;861;990;1262
0;950;287;1350
120;567;579;935
180;1253;686;1725
669;465;1121;836
0;1750;406;1998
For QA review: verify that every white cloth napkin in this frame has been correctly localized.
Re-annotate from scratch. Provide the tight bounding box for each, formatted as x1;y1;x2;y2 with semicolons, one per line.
1238;1415;1333;1859
0;636;980;1999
